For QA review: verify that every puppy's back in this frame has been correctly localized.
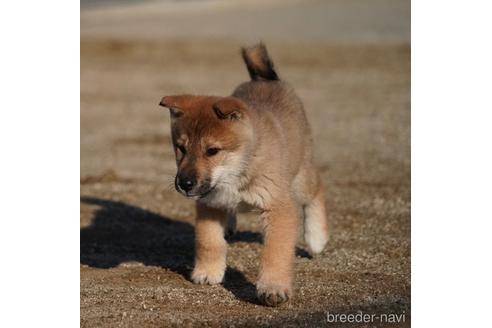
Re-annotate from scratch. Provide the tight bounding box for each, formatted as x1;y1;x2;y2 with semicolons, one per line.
234;43;313;176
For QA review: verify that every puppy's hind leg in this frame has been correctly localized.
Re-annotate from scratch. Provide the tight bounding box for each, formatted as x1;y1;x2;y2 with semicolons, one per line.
304;182;329;255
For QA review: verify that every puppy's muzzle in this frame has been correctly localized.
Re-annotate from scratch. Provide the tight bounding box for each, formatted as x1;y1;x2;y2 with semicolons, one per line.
175;175;214;198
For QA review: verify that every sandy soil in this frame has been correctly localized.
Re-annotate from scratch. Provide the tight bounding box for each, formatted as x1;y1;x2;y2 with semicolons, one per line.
81;1;410;327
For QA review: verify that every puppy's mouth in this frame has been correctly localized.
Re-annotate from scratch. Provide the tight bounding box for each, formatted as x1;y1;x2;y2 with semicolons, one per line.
174;177;216;199
181;186;215;199
189;185;216;199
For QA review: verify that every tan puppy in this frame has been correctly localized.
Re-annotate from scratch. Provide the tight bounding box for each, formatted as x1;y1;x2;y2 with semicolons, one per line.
159;43;328;306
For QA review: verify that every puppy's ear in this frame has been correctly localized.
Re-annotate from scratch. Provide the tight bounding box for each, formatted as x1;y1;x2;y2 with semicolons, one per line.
213;97;247;121
159;95;191;118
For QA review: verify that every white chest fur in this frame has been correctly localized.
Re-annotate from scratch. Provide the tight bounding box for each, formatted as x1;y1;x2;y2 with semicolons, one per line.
199;176;273;212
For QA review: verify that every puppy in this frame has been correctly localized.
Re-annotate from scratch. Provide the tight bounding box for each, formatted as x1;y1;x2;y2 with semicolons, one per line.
159;43;328;306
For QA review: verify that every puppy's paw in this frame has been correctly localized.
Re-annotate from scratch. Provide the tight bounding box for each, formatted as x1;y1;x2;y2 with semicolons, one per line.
191;266;225;285
256;281;292;306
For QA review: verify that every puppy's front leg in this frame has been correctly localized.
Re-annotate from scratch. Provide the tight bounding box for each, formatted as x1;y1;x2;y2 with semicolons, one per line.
191;203;228;285
257;197;299;306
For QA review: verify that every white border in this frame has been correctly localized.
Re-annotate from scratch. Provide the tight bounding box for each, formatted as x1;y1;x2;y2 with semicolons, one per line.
413;0;492;326
0;1;80;326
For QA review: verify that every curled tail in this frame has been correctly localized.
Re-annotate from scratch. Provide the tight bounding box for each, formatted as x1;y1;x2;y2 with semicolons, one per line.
241;43;279;81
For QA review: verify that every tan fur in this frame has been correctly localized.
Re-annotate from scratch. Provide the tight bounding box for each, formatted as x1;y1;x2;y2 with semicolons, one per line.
159;43;328;306
191;204;228;285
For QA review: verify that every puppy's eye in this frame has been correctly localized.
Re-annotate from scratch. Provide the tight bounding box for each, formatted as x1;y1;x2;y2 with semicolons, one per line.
176;145;186;154
206;147;220;157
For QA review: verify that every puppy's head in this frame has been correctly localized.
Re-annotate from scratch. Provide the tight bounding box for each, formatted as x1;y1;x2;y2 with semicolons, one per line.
159;95;254;199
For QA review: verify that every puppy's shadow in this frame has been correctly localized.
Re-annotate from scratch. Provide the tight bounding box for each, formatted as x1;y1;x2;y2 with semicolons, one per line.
80;196;260;303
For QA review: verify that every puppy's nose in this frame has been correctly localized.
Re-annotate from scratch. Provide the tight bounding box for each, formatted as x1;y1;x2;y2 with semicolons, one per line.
178;176;196;192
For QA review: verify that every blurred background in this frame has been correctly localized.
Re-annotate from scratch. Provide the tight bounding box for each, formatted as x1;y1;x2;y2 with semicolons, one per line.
81;1;410;326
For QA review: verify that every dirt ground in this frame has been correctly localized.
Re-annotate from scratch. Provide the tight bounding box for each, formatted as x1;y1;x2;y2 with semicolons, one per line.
81;1;410;327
